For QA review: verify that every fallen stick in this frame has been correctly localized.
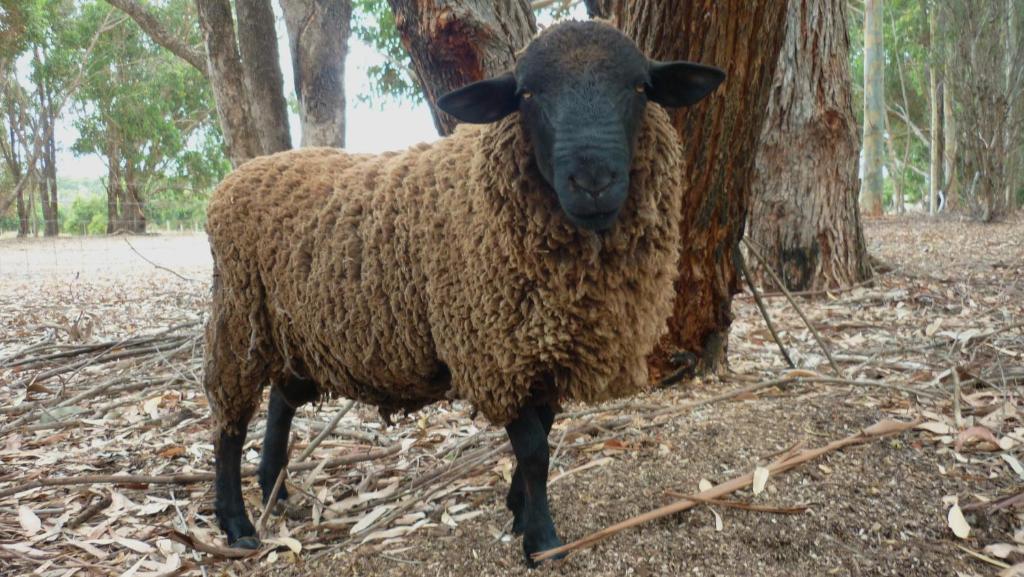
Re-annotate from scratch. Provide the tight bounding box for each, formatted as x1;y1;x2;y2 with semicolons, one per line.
532;418;921;562
736;246;795;369
662;492;808;515
742;238;842;376
0;444;400;499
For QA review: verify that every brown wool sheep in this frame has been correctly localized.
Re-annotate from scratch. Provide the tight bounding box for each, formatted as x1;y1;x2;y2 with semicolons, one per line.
204;105;681;430
204;19;725;565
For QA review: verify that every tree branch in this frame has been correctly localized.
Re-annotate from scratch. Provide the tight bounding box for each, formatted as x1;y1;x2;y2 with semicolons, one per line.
104;0;208;77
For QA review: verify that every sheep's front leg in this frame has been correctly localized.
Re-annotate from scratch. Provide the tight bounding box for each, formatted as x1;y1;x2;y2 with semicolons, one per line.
505;405;564;566
506;404;555;534
214;425;259;549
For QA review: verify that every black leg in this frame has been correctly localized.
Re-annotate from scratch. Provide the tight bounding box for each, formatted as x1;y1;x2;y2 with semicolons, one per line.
257;386;297;504
214;426;259;549
505;405;564;567
507;404;556;534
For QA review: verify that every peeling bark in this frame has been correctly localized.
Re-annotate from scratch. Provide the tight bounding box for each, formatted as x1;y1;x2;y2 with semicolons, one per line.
387;0;535;135
748;0;871;292
615;1;789;372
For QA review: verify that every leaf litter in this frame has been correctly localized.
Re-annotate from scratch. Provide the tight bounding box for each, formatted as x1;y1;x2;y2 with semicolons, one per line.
0;218;1021;576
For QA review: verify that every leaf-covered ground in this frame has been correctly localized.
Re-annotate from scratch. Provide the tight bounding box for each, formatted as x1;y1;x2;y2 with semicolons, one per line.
0;218;1021;577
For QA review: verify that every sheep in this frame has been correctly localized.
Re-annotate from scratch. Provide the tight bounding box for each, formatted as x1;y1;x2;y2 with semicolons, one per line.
203;19;725;565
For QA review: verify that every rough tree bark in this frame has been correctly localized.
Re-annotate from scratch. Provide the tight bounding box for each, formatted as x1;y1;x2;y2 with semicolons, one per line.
615;1;789;372
748;0;871;292
387;0;536;135
236;0;292;154
195;0;262;165
583;0;616;19
280;0;352;147
860;0;885;217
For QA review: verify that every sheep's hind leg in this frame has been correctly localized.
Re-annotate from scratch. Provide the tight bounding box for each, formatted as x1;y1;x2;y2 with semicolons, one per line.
505;405;564;567
257;378;318;508
215;423;259;549
506;404;555;535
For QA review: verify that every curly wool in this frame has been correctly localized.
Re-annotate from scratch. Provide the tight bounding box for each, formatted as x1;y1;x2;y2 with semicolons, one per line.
203;105;683;429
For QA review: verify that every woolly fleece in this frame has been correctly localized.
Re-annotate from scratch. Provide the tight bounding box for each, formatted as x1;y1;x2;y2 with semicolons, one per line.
203;104;683;429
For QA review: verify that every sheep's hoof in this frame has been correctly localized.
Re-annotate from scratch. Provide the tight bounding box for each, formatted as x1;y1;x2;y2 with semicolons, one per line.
231;535;261;550
523;532;565;568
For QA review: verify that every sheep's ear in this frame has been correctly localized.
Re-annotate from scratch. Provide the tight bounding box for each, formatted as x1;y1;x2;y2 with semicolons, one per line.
646;60;726;108
437;72;519;124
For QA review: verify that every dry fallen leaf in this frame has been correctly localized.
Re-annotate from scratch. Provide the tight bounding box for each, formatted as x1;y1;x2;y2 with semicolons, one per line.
18;505;41;536
698;478;713;493
948;504;971;539
752;467;770;495
984;543;1020;559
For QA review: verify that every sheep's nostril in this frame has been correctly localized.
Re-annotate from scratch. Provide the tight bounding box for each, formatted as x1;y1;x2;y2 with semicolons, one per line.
570;171;615;199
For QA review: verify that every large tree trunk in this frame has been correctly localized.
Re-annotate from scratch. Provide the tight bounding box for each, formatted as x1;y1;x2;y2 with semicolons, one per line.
236;0;292;154
280;0;352;147
387;0;536;135
123;162;146;233
615;1;789;372
860;0;885;217
195;0;262;165
748;0;871;292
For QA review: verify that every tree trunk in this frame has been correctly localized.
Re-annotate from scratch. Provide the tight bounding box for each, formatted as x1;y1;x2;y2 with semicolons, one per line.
106;160;120;234
280;0;352;147
583;0;616;19
748;0;871;292
387;0;536;135
927;6;943;215
860;0;885;217
236;0;292;154
44;117;58;236
34;54;58;238
615;0;789;372
16;186;28;237
123;161;146;233
195;0;262;165
943;72;959;210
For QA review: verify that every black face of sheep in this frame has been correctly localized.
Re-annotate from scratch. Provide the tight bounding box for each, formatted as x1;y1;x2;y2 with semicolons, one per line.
438;21;725;232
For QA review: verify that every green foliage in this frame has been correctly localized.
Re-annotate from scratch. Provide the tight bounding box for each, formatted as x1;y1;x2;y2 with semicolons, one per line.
62;193;106;235
351;0;421;105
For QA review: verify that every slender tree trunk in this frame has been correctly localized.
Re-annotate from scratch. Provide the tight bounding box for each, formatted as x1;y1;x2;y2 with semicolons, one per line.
616;0;789;372
280;0;351;147
387;0;536;135
45;111;58;236
583;0;616;19
749;0;871;292
195;0;262;165
1006;0;1019;212
943;73;959;210
236;0;292;154
860;0;885;217
16;187;28;236
928;6;943;214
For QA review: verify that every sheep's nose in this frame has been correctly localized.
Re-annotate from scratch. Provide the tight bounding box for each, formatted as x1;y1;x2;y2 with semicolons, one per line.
569;169;616;199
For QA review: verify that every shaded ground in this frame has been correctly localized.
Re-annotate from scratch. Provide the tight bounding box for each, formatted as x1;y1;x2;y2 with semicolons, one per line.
0;218;1021;577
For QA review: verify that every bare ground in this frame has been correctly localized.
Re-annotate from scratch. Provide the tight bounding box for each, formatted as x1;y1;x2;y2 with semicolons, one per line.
0;218;1022;577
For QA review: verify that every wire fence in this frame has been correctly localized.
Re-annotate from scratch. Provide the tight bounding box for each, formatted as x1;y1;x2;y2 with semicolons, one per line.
0;198;208;240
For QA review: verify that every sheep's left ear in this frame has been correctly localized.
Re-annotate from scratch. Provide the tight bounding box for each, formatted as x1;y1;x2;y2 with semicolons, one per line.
437;72;519;124
646;61;726;108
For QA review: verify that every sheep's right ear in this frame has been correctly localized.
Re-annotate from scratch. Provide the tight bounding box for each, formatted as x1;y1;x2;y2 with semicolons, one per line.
437;72;519;124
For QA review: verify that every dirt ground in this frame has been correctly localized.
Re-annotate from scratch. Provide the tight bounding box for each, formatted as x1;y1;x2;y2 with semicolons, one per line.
0;218;1022;577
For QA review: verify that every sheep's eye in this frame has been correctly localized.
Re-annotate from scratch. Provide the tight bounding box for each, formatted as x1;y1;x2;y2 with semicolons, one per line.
635;84;646;94
521;91;534;101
